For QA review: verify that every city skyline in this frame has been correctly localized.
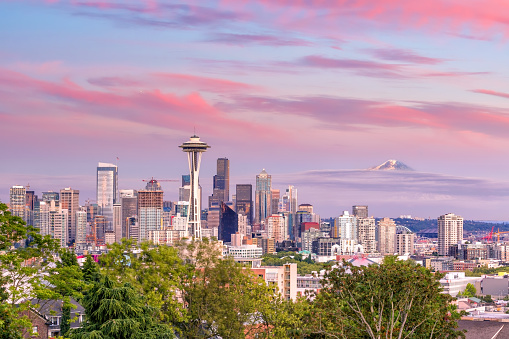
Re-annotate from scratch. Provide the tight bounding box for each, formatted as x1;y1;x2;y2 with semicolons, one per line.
2;1;509;219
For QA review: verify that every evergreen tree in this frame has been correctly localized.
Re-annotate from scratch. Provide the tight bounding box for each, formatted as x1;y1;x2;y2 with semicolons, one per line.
70;276;174;339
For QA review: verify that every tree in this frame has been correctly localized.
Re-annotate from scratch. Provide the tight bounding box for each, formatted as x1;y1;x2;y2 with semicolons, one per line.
305;256;466;338
82;255;101;284
463;283;476;298
100;239;188;332
70;275;174;339
0;202;61;338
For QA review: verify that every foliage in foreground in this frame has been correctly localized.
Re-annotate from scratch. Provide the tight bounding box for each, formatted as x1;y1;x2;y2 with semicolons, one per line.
304;257;466;339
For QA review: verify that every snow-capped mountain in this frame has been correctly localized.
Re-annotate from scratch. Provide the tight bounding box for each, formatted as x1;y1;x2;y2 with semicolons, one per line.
368;159;413;171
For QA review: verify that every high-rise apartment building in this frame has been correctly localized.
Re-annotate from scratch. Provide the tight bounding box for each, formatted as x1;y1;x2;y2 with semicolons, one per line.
138;179;164;241
236;184;253;226
396;232;415;255
352;205;368;219
255;169;272;225
438;213;463;256
266;214;287;243
49;208;68;248
9;185;27;221
60;187;79;244
75;209;87;246
113;203;122;243
179;135;210;239
337;211;357;241
96;162;118;229
377;217;396;255
357;217;377;253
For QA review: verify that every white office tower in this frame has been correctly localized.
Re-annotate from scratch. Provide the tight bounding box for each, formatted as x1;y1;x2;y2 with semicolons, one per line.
96;162;118;230
357;217;377;253
338;211;357;240
9;185;27;221
438;213;463;256
75;210;87;246
179;135;210;240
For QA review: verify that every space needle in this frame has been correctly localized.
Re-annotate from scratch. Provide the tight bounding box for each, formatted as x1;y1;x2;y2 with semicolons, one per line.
179;135;210;240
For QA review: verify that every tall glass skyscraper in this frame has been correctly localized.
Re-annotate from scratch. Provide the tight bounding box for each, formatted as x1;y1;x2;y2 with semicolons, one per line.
255;169;272;225
96;162;118;230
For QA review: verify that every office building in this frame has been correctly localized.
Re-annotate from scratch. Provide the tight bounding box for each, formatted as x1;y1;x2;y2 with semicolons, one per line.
438;213;463;256
60;187;79;244
120;189;137;239
138;179;164;241
378;217;396;255
218;202;238;243
254;169;272;225
298;204;313;214
25;190;36;227
312;237;341;256
271;189;280;215
209;158;229;207
352;205;368;219
357;217;377;253
9;185;27;221
96;162;118;229
113;203;122;243
179;135;210;239
235;184;253;225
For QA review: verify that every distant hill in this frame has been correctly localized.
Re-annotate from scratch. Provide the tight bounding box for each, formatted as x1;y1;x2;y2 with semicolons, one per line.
392;218;509;233
368;159;413;171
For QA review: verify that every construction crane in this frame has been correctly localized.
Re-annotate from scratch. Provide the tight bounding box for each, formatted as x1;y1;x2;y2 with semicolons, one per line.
482;226;494;242
493;228;509;242
141;177;179;183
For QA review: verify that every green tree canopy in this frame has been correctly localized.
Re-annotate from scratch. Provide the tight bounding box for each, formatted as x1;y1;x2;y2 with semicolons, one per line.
305;256;465;338
70;275;174;339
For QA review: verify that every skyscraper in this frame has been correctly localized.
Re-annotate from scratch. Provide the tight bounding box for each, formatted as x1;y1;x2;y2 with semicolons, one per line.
438;213;463;256
209;158;229;208
138;179;164;241
255;169;272;225
271;189;280;215
96;162;118;229
218;202;238;243
377;217;396;255
9;185;27;221
60;187;79;244
179;135;210;239
235;184;253;226
120;189;137;239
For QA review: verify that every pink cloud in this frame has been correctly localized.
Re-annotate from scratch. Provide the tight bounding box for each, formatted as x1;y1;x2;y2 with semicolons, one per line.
0;69;275;140
472;89;509;100
299;55;406;78
222;94;509;138
151;73;260;93
205;33;312;46
367;48;443;65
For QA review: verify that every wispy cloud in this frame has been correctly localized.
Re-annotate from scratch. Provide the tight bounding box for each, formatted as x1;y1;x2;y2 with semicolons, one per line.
472;89;509;100
366;48;444;65
204;33;312;46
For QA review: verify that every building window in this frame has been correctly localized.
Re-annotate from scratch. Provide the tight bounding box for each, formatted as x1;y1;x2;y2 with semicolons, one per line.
32;326;38;334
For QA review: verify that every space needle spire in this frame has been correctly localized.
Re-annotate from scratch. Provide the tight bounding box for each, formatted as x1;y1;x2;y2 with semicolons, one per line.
179;135;210;239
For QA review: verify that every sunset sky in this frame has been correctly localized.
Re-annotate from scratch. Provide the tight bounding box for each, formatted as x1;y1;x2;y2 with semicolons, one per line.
2;0;509;220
